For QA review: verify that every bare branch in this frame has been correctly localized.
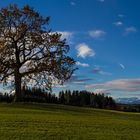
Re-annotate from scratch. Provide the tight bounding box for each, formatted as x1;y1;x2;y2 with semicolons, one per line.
0;5;76;101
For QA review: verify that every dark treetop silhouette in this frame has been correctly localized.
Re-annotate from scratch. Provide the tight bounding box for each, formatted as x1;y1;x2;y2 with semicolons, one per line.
0;5;76;102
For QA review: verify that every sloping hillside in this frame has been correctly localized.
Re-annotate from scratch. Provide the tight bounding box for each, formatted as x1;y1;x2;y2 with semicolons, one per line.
0;103;140;140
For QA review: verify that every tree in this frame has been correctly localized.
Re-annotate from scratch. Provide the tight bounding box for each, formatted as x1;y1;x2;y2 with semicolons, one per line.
59;90;65;104
0;5;76;102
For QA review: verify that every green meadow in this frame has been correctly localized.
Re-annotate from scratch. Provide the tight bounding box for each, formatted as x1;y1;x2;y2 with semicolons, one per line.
0;103;140;140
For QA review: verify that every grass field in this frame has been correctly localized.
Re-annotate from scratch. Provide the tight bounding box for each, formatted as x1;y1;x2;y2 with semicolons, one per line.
0;103;140;140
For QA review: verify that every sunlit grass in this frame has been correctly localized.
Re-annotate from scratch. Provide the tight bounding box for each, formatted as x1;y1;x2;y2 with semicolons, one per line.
0;103;140;140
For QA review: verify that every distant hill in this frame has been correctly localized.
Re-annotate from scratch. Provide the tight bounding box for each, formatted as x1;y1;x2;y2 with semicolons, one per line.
116;97;140;104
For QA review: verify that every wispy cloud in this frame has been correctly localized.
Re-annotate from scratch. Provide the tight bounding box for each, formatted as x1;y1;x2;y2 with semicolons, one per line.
57;31;73;40
86;79;140;93
118;14;125;18
124;26;137;35
113;21;123;27
76;61;89;67
93;89;111;94
66;75;93;85
92;65;112;76
70;1;76;6
119;63;125;70
98;0;105;2
76;43;95;58
54;84;68;88
88;30;106;39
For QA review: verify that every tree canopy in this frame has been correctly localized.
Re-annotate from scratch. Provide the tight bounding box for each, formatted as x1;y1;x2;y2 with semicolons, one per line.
0;5;76;101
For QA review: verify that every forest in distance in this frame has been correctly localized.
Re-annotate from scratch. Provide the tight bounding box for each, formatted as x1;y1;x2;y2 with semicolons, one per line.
0;87;140;113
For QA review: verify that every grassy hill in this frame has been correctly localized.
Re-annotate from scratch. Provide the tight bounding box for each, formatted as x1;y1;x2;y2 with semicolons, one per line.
0;103;140;140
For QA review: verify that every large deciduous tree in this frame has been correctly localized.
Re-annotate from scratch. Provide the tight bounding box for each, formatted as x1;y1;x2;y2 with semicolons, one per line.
0;5;76;102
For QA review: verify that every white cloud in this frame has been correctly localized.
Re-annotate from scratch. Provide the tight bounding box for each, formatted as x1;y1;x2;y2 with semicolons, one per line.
57;31;73;40
119;63;125;70
88;30;106;39
113;21;123;26
86;79;140;92
76;61;89;67
125;26;137;34
76;43;95;58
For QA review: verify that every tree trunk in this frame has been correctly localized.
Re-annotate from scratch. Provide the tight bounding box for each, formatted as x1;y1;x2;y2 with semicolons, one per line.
14;69;22;102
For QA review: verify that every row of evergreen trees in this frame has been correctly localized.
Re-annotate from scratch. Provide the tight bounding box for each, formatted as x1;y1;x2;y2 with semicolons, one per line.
59;90;116;108
0;87;116;109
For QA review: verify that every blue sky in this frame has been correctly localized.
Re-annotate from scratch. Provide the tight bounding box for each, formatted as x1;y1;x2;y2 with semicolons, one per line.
0;0;140;99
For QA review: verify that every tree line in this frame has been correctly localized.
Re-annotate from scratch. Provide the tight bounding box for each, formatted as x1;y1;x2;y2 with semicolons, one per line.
0;87;116;109
59;90;116;108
